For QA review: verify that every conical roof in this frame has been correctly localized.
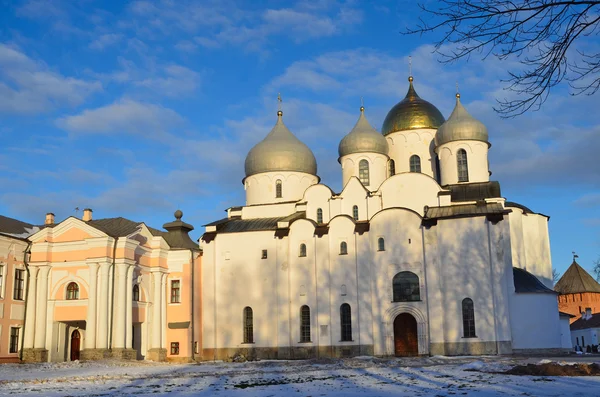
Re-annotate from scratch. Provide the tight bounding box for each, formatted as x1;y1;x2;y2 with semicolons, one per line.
338;106;388;160
381;76;445;135
244;111;317;178
555;260;600;294
435;94;489;147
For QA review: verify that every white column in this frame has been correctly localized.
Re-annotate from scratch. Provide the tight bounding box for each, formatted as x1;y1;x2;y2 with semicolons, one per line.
34;266;50;349
23;266;39;349
125;266;134;349
96;263;111;349
151;271;162;349
84;263;99;350
113;263;129;349
161;273;167;349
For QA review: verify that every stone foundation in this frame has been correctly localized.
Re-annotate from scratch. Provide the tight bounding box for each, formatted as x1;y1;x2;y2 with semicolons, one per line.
22;348;48;363
430;341;512;356
512;348;570;356
110;348;137;360
147;348;167;362
201;345;375;361
80;349;111;361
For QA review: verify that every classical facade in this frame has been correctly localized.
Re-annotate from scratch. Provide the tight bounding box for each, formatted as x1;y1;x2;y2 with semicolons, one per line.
21;209;201;363
200;76;565;359
555;259;600;324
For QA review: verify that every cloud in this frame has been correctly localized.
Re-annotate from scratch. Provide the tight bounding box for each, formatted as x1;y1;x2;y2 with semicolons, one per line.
574;193;600;208
89;33;123;50
0;43;101;114
56;99;184;138
133;65;201;97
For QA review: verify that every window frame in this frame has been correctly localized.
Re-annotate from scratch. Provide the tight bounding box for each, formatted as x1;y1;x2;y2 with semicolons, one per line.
275;179;283;198
299;243;307;257
13;269;25;301
457;149;469;182
261;249;268;259
0;264;4;299
462;298;477;338
392;271;420;302
409;155;421;173
243;306;254;344
170;279;181;304
133;284;140;302
340;303;352;342
352;205;359;221
358;159;370;186
388;159;396;177
339;241;348;255
66;282;79;300
300;305;311;343
170;342;180;355
377;237;385;252
316;208;323;224
9;327;19;354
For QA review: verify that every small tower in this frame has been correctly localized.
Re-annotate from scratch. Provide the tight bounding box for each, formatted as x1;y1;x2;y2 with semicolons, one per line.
435;93;490;185
338;104;389;189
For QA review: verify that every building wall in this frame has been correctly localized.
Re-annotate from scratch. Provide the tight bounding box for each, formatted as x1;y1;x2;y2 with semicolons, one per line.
571;328;599;349
385;128;437;179
0;235;28;363
558;292;600;323
437;140;489;186
340;153;388;191
509;293;562;350
244;171;319;206
559;316;572;349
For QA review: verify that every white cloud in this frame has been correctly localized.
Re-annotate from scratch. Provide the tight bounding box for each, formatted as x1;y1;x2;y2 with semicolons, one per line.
89;33;123;50
0;43;101;114
133;65;201;97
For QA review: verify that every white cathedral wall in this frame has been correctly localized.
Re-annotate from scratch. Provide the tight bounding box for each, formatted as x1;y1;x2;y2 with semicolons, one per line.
245;171;318;206
378;173;444;216
340;153;388;191
437;141;489;186
242;202;297;219
304;184;334;224
509;293;562;350
386;129;437;179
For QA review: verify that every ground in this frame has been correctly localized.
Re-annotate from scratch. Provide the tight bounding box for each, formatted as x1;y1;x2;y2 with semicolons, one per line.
1;356;599;396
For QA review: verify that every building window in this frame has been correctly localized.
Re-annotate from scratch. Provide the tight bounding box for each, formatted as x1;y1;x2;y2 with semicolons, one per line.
66;282;79;300
409;155;421;173
9;327;19;354
377;237;385;251
0;265;4;298
352;205;359;221
392;271;420;302
243;306;254;343
300;305;311;342
262;249;268;259
457;149;469;182
13;269;24;301
171;342;179;355
358;159;370;186
299;243;307;257
275;179;282;198
388;159;395;177
316;208;323;224
340;241;348;255
171;280;181;303
133;284;140;302
462;298;476;338
340;303;352;342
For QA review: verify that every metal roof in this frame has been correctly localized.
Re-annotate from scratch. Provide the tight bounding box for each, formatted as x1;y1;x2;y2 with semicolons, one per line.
435;94;489;147
513;267;557;294
204;212;306;236
424;202;507;220
0;215;41;239
555;261;600;294
446;181;501;202
338;108;388;159
570;313;600;331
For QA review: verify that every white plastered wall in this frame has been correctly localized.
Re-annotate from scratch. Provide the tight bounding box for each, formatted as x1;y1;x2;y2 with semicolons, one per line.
386;129;437;179
245;171;318;206
340;153;388;191
437;141;489;185
509;293;562;350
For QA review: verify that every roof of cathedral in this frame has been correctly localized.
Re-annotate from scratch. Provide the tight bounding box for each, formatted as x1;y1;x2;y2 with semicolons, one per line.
381;76;445;135
244;111;317;178
571;312;600;330
338;107;388;159
554;260;600;294
204;212;306;234
435;93;489;147
513;267;557;294
0;215;40;240
424;202;508;220
446;181;501;202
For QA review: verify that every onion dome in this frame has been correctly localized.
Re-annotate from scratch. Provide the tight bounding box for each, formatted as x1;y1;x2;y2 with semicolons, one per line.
338;106;388;161
382;76;445;135
244;110;317;178
435;93;489;147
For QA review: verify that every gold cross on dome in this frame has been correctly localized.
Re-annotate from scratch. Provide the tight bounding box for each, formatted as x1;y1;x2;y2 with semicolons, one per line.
277;93;282;111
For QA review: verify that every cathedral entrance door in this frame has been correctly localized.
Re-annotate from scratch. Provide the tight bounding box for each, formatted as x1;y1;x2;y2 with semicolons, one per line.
393;313;418;356
70;330;81;361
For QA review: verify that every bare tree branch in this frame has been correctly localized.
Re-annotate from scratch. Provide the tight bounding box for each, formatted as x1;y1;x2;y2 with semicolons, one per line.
404;1;600;117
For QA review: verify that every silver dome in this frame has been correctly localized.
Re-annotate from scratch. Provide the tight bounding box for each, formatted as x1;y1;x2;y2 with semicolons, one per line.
244;112;318;178
435;94;489;147
338;107;388;161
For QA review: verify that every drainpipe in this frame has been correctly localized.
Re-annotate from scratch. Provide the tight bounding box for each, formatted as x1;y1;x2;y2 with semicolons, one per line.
108;237;118;350
19;241;32;361
190;249;195;362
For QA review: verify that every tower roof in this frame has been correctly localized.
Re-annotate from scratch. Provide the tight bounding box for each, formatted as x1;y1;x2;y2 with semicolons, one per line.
338;106;388;160
381;76;445;135
244;111;317;178
555;260;600;294
435;93;489;147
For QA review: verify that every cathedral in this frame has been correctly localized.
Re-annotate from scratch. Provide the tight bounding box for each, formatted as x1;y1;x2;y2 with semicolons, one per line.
200;76;571;359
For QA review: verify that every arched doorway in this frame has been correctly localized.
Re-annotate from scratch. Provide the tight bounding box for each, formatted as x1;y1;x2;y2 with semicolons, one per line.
70;330;81;361
393;313;418;356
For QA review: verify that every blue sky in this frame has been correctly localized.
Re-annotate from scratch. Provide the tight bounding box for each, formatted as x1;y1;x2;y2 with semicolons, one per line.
0;0;598;276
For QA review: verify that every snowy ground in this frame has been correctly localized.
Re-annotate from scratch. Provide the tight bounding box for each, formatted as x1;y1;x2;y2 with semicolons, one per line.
1;356;599;396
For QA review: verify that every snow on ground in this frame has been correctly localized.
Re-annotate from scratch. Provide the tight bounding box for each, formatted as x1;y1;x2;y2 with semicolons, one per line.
0;356;598;396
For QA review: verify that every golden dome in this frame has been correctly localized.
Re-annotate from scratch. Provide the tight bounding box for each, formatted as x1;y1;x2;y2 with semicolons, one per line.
381;77;445;135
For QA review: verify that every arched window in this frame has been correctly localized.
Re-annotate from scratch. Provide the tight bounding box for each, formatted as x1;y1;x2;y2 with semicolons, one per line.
299;243;307;257
275;179;283;198
377;237;385;251
457;149;469;182
66;282;79;300
462;298;476;338
243;306;254;343
358;159;370;186
316;208;323;224
388;159;396;177
352;205;359;221
300;305;311;342
409;155;421;173
340;303;352;341
392;272;420;302
133;284;140;302
340;241;348;255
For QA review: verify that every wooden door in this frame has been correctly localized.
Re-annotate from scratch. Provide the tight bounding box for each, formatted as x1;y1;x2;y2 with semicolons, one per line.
394;313;418;356
70;330;81;361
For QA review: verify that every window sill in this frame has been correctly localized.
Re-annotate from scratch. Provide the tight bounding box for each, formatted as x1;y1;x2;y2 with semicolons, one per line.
169;302;182;305
339;340;354;343
339;253;348;256
461;336;478;339
298;341;312;344
391;300;422;303
241;342;255;345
